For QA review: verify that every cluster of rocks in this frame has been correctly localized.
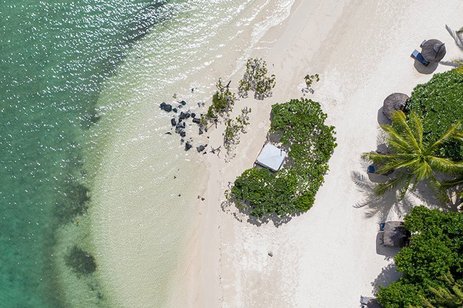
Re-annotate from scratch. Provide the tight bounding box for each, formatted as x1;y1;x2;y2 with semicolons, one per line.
159;101;208;152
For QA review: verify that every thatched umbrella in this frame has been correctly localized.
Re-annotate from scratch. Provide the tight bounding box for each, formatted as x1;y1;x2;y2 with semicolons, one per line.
382;221;409;247
421;39;446;63
382;93;409;120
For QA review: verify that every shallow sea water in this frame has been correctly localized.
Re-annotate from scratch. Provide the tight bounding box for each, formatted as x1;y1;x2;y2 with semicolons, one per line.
1;1;173;306
0;0;294;306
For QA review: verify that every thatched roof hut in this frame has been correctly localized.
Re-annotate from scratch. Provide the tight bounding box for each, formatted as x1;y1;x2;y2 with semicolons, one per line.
421;39;446;63
382;93;409;120
382;221;409;247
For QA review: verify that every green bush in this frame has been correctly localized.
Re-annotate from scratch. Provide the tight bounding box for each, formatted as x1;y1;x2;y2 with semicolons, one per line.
408;69;463;159
377;207;463;307
377;282;424;308
231;98;336;220
238;58;276;100
204;78;236;121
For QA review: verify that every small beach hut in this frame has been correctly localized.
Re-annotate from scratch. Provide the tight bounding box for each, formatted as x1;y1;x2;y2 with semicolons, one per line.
382;221;409;248
382;93;409;120
256;143;287;172
421;39;446;63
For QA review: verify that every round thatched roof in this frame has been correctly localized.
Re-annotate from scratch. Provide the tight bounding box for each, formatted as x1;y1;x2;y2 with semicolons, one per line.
382;93;409;120
421;39;446;63
383;221;409;247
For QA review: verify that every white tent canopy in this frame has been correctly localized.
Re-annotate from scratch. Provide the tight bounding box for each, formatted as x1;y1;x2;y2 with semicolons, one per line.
256;143;287;172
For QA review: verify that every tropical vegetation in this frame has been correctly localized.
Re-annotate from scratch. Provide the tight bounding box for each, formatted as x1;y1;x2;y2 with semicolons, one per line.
407;68;463;160
377;207;463;308
224;107;251;154
304;73;319;94
363;111;463;199
238;58;276;100
203;78;236;123
231;98;336;220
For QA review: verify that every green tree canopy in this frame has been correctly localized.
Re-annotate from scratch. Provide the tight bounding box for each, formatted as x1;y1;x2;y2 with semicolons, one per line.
364;111;463;199
377;207;463;307
408;68;463;160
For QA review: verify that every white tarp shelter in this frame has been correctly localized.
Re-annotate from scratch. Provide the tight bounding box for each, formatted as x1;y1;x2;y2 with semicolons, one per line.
256;143;287;172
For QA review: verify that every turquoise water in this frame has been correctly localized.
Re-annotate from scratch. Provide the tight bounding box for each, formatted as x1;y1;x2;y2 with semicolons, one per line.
0;1;172;306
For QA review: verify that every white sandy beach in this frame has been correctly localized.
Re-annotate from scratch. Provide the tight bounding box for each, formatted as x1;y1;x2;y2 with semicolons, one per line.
171;1;463;307
90;0;463;307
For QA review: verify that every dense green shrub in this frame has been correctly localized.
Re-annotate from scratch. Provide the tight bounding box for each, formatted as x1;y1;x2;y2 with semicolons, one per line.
231;98;336;220
408;69;463;159
377;282;424;308
377;207;463;307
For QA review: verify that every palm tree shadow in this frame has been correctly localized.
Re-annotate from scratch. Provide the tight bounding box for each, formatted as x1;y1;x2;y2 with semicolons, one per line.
412;181;460;211
351;170;413;221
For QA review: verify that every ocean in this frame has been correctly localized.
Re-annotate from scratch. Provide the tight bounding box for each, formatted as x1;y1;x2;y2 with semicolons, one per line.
0;0;293;306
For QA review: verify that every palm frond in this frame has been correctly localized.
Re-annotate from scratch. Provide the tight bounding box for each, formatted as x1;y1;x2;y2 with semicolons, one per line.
413;161;433;182
382;124;414;153
427;157;463;174
377;157;419;174
409;112;424;148
453;130;463;142
398;175;414;200
430;122;462;152
441;176;463;188
391;111;421;152
374;176;407;195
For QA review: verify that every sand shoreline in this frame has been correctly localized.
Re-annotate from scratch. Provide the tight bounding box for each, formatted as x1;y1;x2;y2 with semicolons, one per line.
87;1;297;307
87;0;463;306
169;1;463;307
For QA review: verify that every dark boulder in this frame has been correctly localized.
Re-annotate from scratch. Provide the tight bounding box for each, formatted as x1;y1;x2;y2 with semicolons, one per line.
160;102;172;112
179;112;188;120
196;144;207;153
171;118;177;126
173;108;177;113
199;128;203;135
192;118;200;124
191;113;196;118
185;142;192;151
180;100;187;106
180;131;186;138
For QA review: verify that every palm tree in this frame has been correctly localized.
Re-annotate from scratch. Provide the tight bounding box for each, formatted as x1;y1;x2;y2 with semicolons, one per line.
364;111;463;199
422;273;463;307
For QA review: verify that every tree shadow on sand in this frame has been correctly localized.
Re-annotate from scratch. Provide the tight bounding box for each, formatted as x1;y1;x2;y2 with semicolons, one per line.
371;263;402;293
220;199;296;227
351;170;414;222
